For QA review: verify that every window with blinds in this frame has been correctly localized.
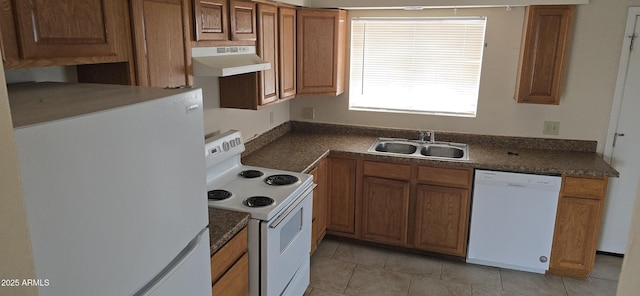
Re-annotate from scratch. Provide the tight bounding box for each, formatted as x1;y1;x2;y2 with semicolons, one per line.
349;17;487;117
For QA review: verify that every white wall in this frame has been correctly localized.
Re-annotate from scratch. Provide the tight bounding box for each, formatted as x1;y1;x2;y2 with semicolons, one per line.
290;0;637;153
194;77;290;140
4;66;77;84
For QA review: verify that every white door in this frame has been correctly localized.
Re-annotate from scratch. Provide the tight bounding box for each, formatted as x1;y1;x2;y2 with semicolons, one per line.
602;9;640;254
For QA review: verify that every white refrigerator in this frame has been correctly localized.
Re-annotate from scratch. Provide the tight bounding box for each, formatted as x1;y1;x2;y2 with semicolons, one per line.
9;82;212;296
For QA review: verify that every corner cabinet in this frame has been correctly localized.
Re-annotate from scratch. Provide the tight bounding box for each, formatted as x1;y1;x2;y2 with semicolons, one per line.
310;159;328;255
326;156;358;237
296;9;347;96
549;175;608;279
131;0;192;88
0;0;130;69
515;5;575;104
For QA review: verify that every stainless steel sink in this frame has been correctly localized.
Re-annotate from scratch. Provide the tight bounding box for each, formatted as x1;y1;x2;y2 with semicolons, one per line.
368;138;469;160
420;145;465;159
373;142;418;154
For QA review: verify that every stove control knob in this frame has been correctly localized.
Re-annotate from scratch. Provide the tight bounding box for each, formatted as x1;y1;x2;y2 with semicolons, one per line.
230;140;236;147
235;138;241;145
223;141;230;151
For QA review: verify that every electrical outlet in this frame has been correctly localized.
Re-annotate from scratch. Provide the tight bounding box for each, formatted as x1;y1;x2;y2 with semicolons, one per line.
543;121;560;135
302;107;315;119
269;111;274;124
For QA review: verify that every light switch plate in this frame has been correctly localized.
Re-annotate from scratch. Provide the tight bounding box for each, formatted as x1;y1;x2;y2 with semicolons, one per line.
543;121;560;135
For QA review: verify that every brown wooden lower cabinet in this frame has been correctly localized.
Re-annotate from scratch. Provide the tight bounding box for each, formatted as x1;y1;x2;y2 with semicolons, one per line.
325;157;473;257
310;159;328;255
211;227;248;295
326;156;357;236
413;184;470;256
212;252;249;295
549;175;608;279
361;176;410;246
319;155;608;279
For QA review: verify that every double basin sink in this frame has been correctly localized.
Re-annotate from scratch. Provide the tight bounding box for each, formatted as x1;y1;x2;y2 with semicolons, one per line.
367;138;469;161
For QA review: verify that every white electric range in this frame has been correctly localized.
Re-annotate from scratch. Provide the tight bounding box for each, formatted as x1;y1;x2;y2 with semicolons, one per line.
205;130;315;296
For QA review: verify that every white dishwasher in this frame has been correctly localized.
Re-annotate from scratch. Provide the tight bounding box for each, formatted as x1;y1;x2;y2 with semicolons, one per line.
467;170;561;274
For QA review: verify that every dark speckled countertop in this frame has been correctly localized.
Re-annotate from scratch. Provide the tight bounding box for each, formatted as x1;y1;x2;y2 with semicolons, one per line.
211;122;617;255
242;130;618;177
208;208;250;255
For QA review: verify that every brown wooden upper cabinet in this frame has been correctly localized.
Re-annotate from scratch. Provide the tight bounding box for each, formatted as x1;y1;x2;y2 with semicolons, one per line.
297;9;347;96
257;3;279;105
230;0;257;41
278;6;297;100
0;0;130;69
193;0;256;44
193;0;229;41
219;3;296;109
131;0;192;87
515;5;575;104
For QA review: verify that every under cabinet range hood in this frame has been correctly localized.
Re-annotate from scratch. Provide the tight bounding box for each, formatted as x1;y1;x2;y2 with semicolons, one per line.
192;46;270;77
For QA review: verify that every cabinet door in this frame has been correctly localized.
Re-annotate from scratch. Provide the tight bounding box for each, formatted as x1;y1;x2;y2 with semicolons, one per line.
413;184;470;256
310;160;328;254
361;177;409;246
515;5;574;104
12;0;118;59
278;7;296;100
212;252;249;296
549;196;603;279
257;3;279;105
131;0;191;87
327;157;357;235
230;0;256;41
296;9;346;96
193;0;228;41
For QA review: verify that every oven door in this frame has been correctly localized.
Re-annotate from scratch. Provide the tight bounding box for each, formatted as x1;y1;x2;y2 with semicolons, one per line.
261;183;315;296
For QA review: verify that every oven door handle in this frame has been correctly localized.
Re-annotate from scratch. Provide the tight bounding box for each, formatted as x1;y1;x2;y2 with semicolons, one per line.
269;184;316;229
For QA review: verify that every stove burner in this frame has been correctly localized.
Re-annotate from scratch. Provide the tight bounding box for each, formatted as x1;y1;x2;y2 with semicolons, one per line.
208;189;232;201
244;196;275;207
239;170;264;179
265;174;299;186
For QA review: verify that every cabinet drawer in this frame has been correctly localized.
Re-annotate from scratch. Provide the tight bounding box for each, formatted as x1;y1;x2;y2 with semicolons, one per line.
363;161;411;180
417;166;472;188
210;227;248;283
212;252;249;296
562;176;607;200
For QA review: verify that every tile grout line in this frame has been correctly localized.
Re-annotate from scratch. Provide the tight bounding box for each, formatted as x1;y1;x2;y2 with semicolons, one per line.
561;276;569;296
499;268;504;292
341;264;359;295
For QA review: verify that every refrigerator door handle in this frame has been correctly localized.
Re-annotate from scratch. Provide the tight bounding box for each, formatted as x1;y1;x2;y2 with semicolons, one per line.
133;228;209;296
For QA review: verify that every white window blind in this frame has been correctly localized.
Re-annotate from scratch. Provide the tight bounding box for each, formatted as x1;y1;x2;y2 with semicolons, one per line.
349;17;487;117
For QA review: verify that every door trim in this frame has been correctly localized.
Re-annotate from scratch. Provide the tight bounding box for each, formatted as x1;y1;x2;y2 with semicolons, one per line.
604;7;640;163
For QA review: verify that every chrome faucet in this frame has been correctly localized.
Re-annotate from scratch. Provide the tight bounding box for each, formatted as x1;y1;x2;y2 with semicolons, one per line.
419;130;435;143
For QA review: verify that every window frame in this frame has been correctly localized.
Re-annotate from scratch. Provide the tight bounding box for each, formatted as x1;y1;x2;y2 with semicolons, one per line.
348;16;488;118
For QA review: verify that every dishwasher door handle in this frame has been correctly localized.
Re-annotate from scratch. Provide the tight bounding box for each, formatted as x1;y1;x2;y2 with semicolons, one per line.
506;183;527;188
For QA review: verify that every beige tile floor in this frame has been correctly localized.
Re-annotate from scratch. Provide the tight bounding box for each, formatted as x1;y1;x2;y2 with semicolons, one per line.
305;238;622;296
